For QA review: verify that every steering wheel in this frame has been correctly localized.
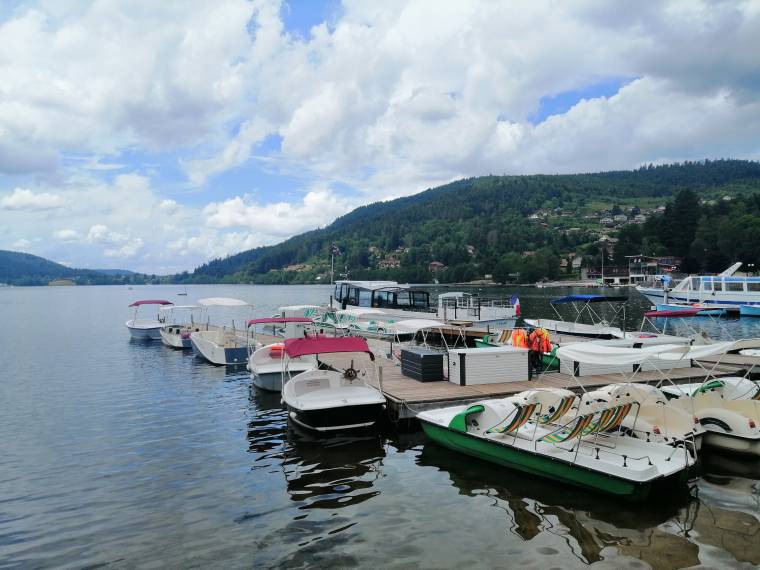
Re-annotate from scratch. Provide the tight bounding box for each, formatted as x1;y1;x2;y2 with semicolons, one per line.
343;367;358;380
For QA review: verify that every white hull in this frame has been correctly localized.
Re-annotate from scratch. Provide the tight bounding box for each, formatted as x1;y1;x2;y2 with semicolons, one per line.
126;320;162;340
160;328;191;349
637;287;760;306
524;318;623;338
704;432;760;455
190;330;248;365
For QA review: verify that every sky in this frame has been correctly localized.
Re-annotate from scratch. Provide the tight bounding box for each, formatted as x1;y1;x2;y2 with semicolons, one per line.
1;0;759;274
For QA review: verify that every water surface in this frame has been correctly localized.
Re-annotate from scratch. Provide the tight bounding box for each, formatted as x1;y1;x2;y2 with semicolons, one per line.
2;284;760;569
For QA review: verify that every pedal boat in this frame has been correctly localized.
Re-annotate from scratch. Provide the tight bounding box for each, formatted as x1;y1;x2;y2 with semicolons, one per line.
417;388;695;500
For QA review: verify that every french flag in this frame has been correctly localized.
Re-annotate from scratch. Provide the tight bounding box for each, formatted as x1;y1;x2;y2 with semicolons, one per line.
510;294;521;316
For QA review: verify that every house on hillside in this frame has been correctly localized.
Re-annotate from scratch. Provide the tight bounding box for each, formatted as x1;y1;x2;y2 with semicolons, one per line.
428;261;446;272
378;257;401;269
572;256;583;270
613;214;628;224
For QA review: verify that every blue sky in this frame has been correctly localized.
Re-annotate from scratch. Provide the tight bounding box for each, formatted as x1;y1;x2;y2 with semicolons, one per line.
1;1;758;273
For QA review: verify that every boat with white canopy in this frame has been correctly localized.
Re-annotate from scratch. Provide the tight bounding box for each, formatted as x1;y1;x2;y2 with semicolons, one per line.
555;339;760;455
281;336;386;432
524;294;629;339
418;386;695;500
190;297;253;365
159;305;199;349
247;317;318;391
126;299;173;340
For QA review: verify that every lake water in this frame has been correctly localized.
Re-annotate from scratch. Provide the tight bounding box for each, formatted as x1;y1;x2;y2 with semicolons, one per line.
2;284;760;569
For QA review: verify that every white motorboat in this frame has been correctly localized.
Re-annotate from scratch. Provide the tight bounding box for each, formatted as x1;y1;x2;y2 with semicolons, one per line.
247;317;318;391
125;299;173;340
637;262;760;307
159;305;199;349
281;336;386;432
417;387;695;500
190;297;253;365
523;294;629;339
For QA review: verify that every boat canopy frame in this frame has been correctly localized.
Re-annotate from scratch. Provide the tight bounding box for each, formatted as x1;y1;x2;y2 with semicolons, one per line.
548;294;628;332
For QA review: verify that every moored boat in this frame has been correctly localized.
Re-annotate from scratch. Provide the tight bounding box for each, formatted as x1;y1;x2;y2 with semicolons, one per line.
740;305;760;317
159;305;199;349
281;336;386;432
126;299;173;340
247;317;318;391
190;297;253;365
417;388;695;500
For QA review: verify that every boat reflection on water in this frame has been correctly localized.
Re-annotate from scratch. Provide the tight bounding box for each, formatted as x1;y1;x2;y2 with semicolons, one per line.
282;423;385;511
417;442;704;569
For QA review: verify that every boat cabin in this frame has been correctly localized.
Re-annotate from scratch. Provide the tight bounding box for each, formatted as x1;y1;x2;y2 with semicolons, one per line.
333;280;430;311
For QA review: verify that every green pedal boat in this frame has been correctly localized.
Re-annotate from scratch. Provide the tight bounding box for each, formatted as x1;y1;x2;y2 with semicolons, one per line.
417;388;695;500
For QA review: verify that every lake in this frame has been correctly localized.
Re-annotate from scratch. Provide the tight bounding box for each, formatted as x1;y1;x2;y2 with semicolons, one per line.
2;284;760;569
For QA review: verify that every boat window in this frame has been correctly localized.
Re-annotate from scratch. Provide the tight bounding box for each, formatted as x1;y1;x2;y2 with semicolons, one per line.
334;284;342;301
396;291;411;307
358;289;372;307
712;280;723;292
373;291;392;307
748;282;760;292
726;281;745;292
412;291;430;308
703;280;712;291
690;277;699;290
346;287;359;306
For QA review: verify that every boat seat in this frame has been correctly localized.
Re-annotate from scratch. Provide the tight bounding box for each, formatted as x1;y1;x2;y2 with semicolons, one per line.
541;413;595;443
537;396;575;424
487;403;538;434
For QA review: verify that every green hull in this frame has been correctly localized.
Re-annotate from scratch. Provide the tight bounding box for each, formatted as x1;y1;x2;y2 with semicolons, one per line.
420;421;654;500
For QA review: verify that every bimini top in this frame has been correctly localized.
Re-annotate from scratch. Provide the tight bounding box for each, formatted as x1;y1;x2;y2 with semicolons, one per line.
284;336;372;358
644;308;702;318
159;304;198;311
388;319;448;334
550;294;628;305
247;317;313;327
197;297;250;307
129;299;173;307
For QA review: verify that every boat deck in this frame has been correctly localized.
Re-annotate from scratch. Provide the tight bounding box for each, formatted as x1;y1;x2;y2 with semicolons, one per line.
257;333;755;420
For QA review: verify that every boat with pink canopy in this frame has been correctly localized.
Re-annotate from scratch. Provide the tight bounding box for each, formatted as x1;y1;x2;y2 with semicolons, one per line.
247;317;318;392
126;299;173;340
281;336;386;432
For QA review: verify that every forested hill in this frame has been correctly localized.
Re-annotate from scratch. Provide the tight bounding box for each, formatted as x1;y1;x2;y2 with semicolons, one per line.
189;159;760;284
0;250;149;286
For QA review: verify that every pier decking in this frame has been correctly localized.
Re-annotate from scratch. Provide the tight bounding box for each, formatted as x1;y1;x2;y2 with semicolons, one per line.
255;333;756;420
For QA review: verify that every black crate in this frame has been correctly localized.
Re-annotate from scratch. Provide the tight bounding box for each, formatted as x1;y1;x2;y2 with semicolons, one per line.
400;347;443;382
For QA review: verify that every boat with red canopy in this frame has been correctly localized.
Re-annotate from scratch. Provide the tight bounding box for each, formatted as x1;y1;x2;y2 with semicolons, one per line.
247;317;318;392
281;336;386;432
126;299;173;340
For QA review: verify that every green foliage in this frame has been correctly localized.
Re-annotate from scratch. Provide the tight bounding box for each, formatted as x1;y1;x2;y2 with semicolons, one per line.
183;159;760;283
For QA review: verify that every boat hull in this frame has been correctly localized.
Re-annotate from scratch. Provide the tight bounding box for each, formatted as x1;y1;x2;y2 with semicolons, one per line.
420;420;662;500
160;329;191;349
126;322;162;340
740;305;760;317
287;403;385;432
656;303;726;316
190;335;248;365
252;371;283;392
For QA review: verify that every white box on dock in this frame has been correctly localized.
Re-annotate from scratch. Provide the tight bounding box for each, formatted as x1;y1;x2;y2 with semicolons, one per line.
447;346;529;386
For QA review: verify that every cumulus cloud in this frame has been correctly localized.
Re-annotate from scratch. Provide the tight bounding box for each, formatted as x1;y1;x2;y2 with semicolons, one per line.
203;188;354;237
52;229;81;242
2;0;760;273
0;188;66;210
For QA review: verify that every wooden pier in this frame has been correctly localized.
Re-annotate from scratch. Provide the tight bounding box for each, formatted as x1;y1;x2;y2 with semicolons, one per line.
256;333;757;421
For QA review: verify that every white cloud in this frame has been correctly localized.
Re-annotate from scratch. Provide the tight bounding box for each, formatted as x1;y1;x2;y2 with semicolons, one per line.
11;238;31;250
52;228;81;242
2;1;760;273
0;188;66;210
203;188;354;237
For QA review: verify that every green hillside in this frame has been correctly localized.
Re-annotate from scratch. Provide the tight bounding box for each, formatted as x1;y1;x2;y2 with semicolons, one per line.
0;250;150;286
186;160;760;284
